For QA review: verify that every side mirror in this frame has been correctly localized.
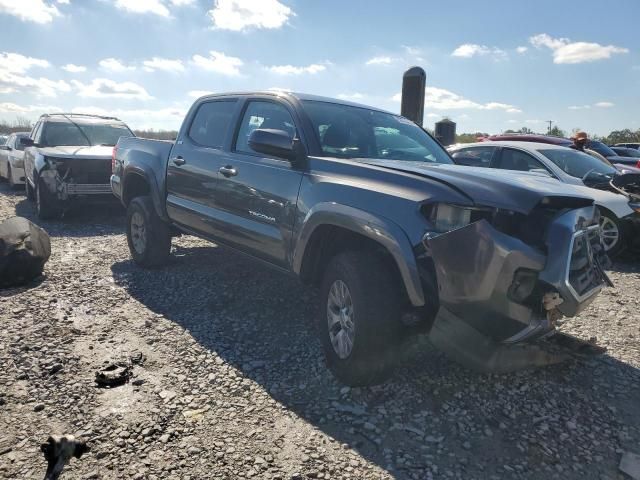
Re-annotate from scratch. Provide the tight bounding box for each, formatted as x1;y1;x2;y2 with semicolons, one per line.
19;137;34;148
248;129;296;161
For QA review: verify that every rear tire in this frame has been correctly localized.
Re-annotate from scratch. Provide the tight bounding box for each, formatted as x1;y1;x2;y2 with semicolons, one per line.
7;165;14;188
36;178;60;220
25;177;35;201
318;251;402;386
126;196;171;267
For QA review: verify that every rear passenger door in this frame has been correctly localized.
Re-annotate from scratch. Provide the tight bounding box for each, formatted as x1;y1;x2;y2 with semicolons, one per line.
494;147;553;176
210;98;305;268
166;99;239;237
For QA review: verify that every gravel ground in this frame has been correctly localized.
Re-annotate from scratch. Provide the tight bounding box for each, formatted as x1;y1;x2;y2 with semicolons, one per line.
1;182;639;480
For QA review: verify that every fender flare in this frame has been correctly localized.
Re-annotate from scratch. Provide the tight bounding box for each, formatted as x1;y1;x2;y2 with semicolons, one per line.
122;165;169;222
293;202;425;307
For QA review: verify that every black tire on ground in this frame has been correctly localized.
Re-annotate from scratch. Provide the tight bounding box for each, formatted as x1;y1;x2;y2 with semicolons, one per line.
599;209;625;258
126;196;171;267
7;165;14;188
25;177;35;201
318;251;402;386
36;178;60;220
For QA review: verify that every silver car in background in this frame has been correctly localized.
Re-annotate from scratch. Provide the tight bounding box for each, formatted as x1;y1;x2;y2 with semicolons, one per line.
0;132;30;188
448;141;640;256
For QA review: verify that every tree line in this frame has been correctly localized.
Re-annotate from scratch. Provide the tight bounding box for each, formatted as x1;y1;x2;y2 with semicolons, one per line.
455;127;640;145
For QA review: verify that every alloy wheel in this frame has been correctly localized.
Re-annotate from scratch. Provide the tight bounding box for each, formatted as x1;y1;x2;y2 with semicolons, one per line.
327;279;356;359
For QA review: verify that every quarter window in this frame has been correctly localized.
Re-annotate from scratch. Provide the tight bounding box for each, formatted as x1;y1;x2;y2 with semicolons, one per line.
188;100;237;149
235;101;296;155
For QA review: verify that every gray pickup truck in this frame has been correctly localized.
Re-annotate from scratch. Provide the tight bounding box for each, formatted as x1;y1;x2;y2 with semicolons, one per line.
112;92;610;385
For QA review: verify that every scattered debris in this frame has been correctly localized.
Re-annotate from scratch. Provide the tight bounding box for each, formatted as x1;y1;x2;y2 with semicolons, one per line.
620;451;640;480
41;435;89;480
94;362;132;388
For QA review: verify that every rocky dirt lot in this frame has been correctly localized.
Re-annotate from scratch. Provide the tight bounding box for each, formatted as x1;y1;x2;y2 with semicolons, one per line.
0;182;639;480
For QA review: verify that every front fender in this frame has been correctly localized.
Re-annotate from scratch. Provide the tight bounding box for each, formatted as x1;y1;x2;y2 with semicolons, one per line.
293;202;425;306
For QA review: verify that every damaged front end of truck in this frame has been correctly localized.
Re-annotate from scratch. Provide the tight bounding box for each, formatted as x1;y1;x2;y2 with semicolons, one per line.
419;197;612;373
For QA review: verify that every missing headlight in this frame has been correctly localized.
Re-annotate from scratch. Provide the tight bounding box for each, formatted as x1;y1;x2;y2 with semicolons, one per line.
424;204;494;233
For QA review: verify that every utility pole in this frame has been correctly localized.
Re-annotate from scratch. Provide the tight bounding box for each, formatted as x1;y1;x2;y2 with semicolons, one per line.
546;120;553;134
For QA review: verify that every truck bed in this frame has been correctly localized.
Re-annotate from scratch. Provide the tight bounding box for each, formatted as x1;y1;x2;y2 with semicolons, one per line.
111;136;174;205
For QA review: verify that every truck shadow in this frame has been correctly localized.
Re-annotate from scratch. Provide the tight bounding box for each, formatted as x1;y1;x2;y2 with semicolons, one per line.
111;243;640;479
9;197;125;238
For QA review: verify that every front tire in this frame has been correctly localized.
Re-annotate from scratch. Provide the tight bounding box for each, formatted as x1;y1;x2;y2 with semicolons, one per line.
599;210;624;258
126;196;171;267
7;165;14;188
318;251;402;386
36;178;60;220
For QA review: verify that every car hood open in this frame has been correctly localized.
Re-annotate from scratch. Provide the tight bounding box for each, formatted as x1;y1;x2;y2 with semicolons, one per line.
361;159;595;214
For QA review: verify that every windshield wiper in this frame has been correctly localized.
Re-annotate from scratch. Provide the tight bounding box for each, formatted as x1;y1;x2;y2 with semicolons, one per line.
61;114;92;146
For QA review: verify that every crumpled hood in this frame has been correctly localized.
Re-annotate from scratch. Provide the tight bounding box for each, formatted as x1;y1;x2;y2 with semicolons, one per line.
362;159;595;214
37;145;112;160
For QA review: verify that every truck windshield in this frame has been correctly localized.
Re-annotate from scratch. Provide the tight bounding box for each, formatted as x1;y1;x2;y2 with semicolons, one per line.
302;100;453;164
538;149;617;179
40;122;133;147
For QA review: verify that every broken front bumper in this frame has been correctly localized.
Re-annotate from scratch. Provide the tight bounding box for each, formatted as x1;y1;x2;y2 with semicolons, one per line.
422;205;609;346
40;169;112;199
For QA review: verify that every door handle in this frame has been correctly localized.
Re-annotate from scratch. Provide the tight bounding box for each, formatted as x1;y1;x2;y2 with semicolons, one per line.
172;156;186;166
219;165;237;177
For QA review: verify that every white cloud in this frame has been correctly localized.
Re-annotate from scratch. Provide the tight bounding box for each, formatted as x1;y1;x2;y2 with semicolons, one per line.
0;102;61;113
365;56;395;66
169;0;194;4
99;58;136;72
451;44;507;60
0;52;50;73
526;119;542;124
208;0;293;31
529;33;628;64
402;45;422;56
62;64;86;73
569;102;614;110
70;105;186;129
426;113;440;119
143;57;185;72
516;46;528;54
337;93;365;101
0;52;69;97
114;0;170;17
392;87;519;113
57;0;69;3
188;90;215;98
0;0;61;23
267;63;326;75
0;73;71;97
267;87;293;93
192;50;243;76
72;78;152;100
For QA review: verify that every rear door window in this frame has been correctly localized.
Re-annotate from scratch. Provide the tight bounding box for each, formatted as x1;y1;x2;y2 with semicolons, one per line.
496;148;549;173
188;100;237;149
451;146;497;167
